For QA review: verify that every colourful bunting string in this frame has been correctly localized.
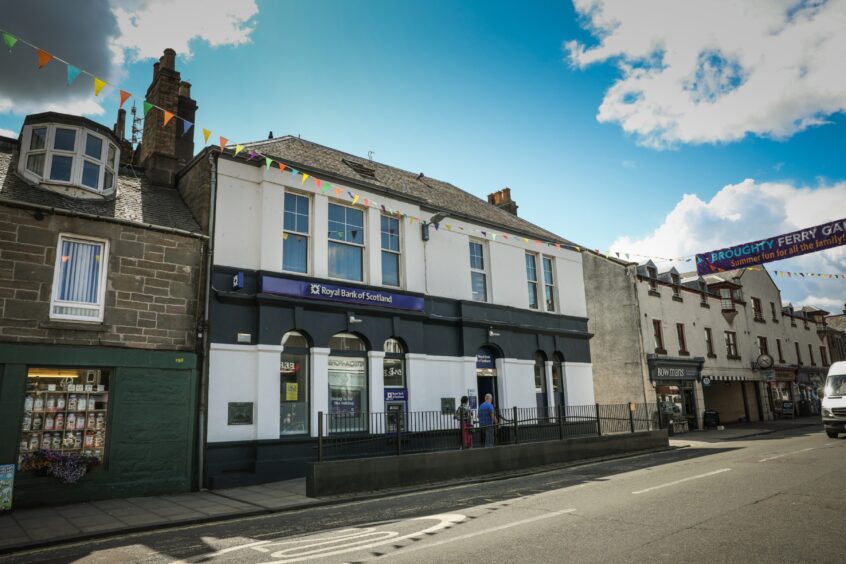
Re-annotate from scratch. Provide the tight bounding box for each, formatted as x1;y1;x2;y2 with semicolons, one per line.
3;32;16;50
265;157;272;169
247;150;258;161
93;77;107;96
219;136;228;151
234;145;244;156
182;120;193;136
119;90;132;109
163;110;175;126
202;129;211;144
143;101;154;116
36;48;53;69
301;173;309;184
67;65;81;86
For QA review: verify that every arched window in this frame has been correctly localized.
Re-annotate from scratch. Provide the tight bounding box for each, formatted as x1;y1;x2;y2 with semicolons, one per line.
280;331;310;436
534;351;548;413
328;332;369;430
384;338;406;388
552;353;565;408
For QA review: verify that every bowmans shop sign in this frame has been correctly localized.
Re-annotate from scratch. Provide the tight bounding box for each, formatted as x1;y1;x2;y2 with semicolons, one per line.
261;276;425;311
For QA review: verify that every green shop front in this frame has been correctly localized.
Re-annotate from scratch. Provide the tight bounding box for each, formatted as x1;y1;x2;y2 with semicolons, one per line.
0;343;198;508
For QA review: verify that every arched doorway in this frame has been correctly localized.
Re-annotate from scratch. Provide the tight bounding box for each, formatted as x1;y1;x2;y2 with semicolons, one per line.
328;332;368;432
280;330;310;436
552;352;565;408
476;345;500;409
534;351;548;414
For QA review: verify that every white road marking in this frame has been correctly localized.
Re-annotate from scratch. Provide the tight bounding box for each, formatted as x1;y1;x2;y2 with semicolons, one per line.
758;447;818;462
632;468;731;495
369;508;577;561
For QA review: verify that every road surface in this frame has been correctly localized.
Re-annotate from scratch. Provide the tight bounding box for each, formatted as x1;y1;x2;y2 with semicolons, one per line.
4;427;844;563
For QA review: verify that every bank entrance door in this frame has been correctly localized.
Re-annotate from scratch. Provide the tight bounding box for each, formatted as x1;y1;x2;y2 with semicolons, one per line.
476;346;499;407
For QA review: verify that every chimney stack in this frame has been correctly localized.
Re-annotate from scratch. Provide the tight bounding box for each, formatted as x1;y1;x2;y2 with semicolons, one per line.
135;48;198;186
487;187;519;216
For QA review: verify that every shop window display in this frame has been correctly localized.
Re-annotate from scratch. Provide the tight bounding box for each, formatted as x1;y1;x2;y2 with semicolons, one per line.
280;331;309;436
19;368;109;468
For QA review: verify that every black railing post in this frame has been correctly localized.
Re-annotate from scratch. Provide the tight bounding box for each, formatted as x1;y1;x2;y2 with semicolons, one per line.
557;403;564;440
512;406;519;444
629;404;635;433
396;407;402;456
595;403;602;436
318;411;324;463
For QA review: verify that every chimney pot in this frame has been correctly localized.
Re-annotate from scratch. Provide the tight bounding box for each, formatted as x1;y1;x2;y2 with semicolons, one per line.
162;48;176;70
487;187;518;216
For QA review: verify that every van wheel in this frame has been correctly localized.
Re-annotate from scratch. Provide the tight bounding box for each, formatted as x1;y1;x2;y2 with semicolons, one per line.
826;431;839;438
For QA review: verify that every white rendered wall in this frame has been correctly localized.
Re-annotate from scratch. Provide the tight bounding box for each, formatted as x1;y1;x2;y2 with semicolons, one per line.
207;344;259;442
499;358;537;408
563;362;596;405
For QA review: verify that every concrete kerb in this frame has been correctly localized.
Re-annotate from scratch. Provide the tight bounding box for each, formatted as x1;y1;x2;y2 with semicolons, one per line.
0;443;681;557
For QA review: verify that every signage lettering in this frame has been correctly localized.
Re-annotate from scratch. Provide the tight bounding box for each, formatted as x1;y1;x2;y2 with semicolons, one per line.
655;366;698;380
328;357;366;371
385;388;408;402
261;276;425;311
697;217;846;275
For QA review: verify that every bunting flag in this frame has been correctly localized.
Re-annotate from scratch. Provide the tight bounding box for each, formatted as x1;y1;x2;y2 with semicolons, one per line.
67;65;81;86
322;182;331;193
265;157;272;169
277;162;286;172
202;128;211;144
36;48;53;69
301;173;309;184
143;100;154;116
182;120;193;136
234;145;244;156
163;110;175;126
314;178;321;190
352;194;360;205
247;150;258;161
219;136;228;151
119;90;132;109
2;31;16;50
93;77;107;96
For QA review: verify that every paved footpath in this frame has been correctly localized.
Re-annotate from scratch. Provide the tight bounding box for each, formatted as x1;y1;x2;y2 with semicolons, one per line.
0;416;821;556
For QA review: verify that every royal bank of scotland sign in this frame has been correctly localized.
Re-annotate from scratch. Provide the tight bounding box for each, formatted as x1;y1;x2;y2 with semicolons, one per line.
261;275;425;311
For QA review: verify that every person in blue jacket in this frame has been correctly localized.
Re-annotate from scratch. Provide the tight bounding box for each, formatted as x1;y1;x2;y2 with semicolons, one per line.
478;393;497;447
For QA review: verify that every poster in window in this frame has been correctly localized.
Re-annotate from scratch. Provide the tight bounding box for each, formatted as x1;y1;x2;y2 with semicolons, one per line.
285;383;299;401
0;464;13;512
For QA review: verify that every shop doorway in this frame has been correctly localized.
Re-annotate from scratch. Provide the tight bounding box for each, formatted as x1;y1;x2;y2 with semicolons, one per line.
683;388;697;430
476;346;500;408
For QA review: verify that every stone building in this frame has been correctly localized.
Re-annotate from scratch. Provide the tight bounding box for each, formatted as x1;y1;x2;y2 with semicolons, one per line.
0;51;207;507
586;257;833;430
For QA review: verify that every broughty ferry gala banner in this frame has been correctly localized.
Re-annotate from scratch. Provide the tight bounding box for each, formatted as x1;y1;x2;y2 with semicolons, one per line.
696;217;846;275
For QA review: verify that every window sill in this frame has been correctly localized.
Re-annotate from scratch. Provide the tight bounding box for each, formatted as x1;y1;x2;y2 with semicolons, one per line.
721;308;736;314
648;290;661;298
754;317;766;323
700;302;710;309
678;350;690;357
727;355;742;361
40;320;108;332
654;348;667;355
672;296;683;303
707;353;717;359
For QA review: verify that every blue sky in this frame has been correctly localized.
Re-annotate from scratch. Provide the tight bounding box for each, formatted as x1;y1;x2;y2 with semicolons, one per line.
1;0;844;307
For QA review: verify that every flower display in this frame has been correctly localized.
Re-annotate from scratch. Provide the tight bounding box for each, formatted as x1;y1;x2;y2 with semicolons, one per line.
19;450;99;484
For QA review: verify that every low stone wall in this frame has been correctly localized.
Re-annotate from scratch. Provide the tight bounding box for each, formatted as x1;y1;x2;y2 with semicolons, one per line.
306;430;668;497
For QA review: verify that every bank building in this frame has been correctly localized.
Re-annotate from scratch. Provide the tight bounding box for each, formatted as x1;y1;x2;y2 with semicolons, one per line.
186;138;597;487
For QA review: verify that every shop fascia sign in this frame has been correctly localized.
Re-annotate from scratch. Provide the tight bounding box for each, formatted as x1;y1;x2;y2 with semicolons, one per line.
261;275;425;311
655;366;698;380
328;357;366;371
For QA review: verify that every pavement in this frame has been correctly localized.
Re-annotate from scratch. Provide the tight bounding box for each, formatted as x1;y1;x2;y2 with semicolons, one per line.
0;416;824;558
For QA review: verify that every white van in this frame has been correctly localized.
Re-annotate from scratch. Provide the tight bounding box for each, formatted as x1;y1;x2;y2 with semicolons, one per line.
822;361;846;438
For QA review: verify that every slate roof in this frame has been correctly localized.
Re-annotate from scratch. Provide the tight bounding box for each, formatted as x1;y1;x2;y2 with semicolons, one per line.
241;136;575;245
0;147;202;234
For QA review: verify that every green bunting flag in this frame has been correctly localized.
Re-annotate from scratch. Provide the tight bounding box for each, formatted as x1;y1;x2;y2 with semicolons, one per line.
265;157;272;169
143;100;154;117
3;32;17;50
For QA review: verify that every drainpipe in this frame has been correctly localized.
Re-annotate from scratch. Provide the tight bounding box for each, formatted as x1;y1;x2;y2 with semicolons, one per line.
197;150;218;490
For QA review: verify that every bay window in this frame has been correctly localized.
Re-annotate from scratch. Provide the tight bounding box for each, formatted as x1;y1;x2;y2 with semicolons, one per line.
283;192;310;273
328;203;364;282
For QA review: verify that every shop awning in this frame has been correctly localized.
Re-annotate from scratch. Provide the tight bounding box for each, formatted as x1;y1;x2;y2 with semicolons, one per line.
707;374;761;382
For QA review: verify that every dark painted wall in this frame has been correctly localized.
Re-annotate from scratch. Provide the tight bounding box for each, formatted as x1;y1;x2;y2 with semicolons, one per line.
210;267;592;363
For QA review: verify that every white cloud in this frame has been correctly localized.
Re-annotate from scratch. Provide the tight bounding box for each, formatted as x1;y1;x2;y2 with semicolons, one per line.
0;128;18;139
566;0;846;147
112;0;259;61
611;179;846;306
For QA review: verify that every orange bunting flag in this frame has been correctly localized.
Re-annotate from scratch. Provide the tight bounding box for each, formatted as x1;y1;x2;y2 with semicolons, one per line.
278;162;286;172
202;128;211;144
219;136;228;151
163;111;175;126
364;198;369;206
93;77;107;96
335;188;342;196
314;178;321;190
119;90;132;109
37;49;53;69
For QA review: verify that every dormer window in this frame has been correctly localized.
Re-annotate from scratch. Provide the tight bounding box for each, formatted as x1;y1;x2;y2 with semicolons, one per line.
18;120;119;197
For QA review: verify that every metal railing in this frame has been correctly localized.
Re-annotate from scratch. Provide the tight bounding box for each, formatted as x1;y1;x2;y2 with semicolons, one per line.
317;403;660;462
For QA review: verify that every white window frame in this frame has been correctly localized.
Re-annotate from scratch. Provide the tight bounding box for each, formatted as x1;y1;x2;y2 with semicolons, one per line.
525;252;539;309
18;123;118;195
327;201;366;283
282;190;312;275
542;256;556;312
469;239;489;302
49;233;109;322
380;214;402;288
